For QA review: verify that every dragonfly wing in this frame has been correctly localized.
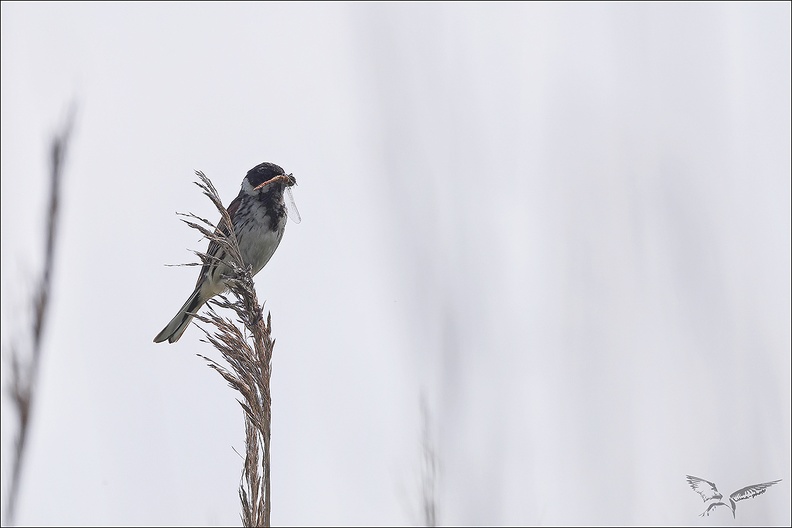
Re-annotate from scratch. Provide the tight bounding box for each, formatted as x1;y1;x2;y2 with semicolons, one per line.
285;186;301;224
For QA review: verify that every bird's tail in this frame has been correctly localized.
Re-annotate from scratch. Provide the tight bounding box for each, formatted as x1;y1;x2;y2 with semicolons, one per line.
153;288;206;344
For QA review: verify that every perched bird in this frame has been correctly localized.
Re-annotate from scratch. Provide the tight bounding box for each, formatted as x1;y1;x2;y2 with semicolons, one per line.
686;474;782;518
154;162;298;344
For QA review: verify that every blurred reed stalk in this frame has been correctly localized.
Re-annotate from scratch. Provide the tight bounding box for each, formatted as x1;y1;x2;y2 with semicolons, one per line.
180;171;274;527
420;395;438;527
4;109;75;526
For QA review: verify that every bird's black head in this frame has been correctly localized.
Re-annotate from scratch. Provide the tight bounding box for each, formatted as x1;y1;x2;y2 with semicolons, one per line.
246;162;285;188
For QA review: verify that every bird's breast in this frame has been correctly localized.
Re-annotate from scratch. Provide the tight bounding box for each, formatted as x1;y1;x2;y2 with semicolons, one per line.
235;201;287;276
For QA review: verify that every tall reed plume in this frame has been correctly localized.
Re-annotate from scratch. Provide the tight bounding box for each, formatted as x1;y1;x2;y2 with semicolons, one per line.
179;171;274;527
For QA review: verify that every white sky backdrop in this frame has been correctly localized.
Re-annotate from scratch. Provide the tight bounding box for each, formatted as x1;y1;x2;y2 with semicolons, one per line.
1;2;790;526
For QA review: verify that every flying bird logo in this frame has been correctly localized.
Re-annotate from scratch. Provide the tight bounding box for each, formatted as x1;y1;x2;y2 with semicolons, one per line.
686;475;781;518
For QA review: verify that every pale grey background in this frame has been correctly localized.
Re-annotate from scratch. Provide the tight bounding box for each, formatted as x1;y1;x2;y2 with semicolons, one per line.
2;2;790;526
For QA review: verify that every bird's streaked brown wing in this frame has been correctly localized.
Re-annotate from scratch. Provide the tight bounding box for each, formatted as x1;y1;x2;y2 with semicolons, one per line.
194;192;242;287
